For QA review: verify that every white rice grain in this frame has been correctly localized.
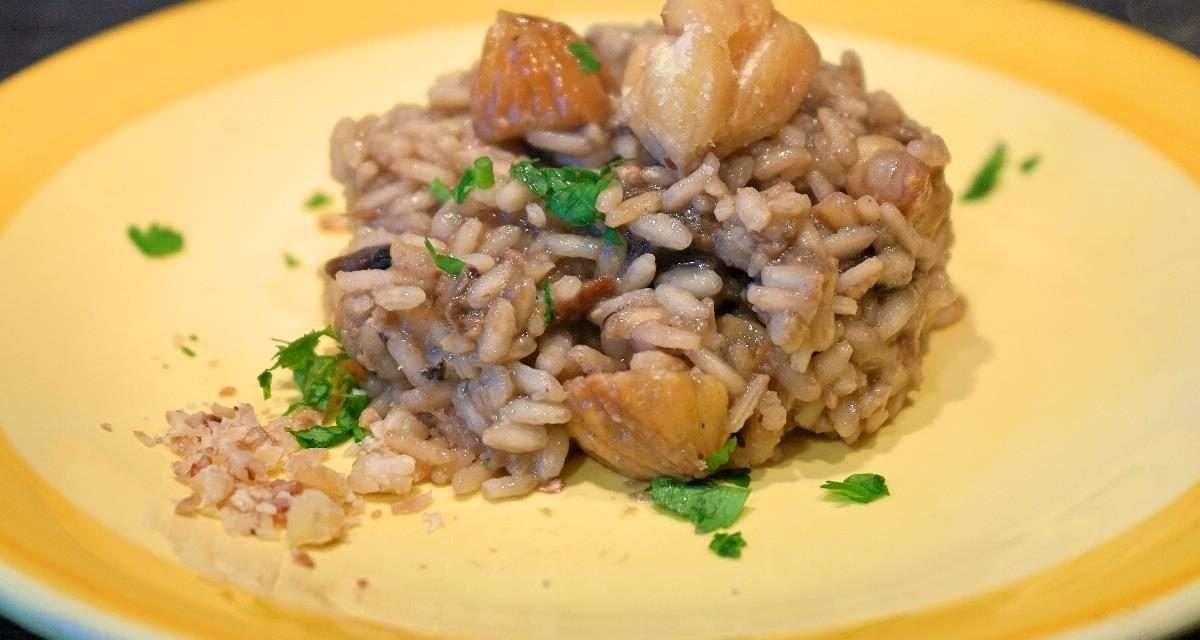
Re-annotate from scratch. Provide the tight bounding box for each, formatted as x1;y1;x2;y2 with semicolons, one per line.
478;299;517;363
630;214;692;250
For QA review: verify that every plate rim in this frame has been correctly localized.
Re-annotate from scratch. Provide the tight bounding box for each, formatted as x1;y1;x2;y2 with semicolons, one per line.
0;1;1197;638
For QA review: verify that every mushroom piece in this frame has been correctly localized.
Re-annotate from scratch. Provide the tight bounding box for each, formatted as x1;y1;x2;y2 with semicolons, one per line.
564;367;729;479
622;0;820;172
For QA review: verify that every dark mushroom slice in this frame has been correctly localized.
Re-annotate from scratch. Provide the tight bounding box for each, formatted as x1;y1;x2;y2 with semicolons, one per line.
323;244;393;277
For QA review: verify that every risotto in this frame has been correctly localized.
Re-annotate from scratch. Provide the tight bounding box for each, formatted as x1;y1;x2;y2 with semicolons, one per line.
149;0;962;549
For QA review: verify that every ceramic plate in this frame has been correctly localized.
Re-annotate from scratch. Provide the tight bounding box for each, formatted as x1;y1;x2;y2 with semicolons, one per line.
0;1;1198;638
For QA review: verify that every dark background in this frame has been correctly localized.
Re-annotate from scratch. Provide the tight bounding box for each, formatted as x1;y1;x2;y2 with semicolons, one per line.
0;1;1196;638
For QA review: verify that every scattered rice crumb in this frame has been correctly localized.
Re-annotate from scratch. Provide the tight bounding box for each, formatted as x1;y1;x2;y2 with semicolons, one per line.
291;549;315;569
422;512;444;533
99;422;113;432
218;386;236;397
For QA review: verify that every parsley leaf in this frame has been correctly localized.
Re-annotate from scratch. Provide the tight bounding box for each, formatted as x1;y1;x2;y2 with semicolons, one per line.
541;280;554;325
649;476;750;533
472;156;495;189
1020;154;1042;174
567;41;602;73
705;437;738;472
509;160;613;227
304;191;332;210
127;223;184;258
258;327;370;449
283;252;301;269
451;156;496;204
821;473;890;504
180;346;196;358
429;178;451;203
962;142;1007;202
601;226;626;247
548;180;611;226
424;239;465;276
709;531;746;558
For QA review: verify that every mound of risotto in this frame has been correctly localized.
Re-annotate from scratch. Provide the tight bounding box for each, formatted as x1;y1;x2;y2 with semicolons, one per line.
150;0;962;549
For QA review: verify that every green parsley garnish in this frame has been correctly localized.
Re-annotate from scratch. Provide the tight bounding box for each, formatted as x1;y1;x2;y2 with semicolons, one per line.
567;41;602;74
709;531;746;559
1020;154;1042;174
540;280;554;325
472;156;495;189
509;161;619;227
821;473;890;504
648;475;750;533
127;223;184;258
430;178;452;203
452;156;496;204
257;327;369;449
283;252;301;269
424;239;466;276
304;191;332;210
962;142;1007;202
705;437;738;472
180;346;196;358
188;334;198;342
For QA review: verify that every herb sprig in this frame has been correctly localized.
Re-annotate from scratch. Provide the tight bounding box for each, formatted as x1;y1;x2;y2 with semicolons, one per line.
567;41;602;73
451;157;496;204
962;142;1007;201
648;473;750;534
821;473;890;504
424;239;466;276
257;327;369;449
709;531;746;558
705;437;737;472
509;158;624;228
127;223;184;258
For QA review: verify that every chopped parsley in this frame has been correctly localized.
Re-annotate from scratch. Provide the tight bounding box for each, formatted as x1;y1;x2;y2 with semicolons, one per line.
709;531;746;559
821;473;890;504
962;142;1007;202
188;334;198;341
452;156;496;204
509;160;620;227
567;41;602;73
648;474;750;533
257;327;369;449
180;346;196;358
540;280;554;325
127;223;184;258
1020;154;1042;174
429;178;452;203
304;191;332;210
472;156;495;189
705;437;737;472
283;252;301;269
424;239;466;276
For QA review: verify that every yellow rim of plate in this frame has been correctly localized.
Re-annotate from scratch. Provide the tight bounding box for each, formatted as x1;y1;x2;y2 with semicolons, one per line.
0;1;1197;638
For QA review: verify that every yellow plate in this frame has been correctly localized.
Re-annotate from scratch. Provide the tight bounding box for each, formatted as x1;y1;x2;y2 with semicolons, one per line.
0;1;1198;638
